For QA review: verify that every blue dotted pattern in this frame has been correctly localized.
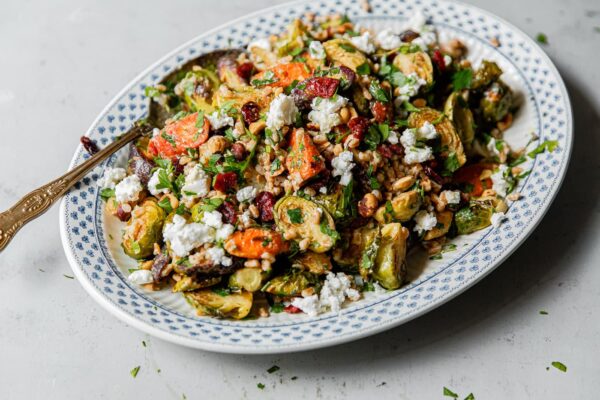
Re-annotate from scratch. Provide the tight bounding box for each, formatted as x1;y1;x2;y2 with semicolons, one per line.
60;0;572;352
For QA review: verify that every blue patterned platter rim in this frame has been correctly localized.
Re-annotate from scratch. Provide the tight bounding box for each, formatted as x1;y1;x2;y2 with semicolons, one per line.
59;0;572;354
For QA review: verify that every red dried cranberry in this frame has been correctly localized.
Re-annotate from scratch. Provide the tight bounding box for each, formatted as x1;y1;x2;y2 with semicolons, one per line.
389;144;404;156
219;201;238;224
291;87;312;111
304;77;340;98
371;101;391;123
338;66;356;89
115;205;131;222
423;164;443;184
377;144;393;159
236;62;254;81
432;50;446;73
255;191;275;222
348;117;369;141
241;102;260;124
284;305;303;314
213;172;238;192
230;142;247;161
80;136;99;155
399;30;420;42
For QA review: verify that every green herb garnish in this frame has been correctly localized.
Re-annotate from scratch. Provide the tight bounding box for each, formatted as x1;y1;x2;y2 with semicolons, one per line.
130;366;141;378
100;188;115;200
251;70;278;87
287;208;304;224
267;365;280;374
452;69;473;91
536;33;548;45
527;139;558;158
368;80;389;103
356;62;371;75
551;361;567;372
443;387;458;398
257;383;265;390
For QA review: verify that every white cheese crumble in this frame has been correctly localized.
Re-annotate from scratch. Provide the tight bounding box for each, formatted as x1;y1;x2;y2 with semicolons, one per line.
147;169;171;196
307;95;348;134
350;31;376;54
387;130;399;144
441;190;461;205
443;54;453;67
319;186;328;194
393;72;427;104
290;272;361;316
487;137;501;157
206;246;232;267
266;93;299;132
491;212;507;228
490;165;509;197
399;125;438;165
98;167;126;190
239;210;252;226
201;210;235;242
181;164;210;204
376;29;402;50
247;37;271;52
413;210;438;234
236;186;257;203
308;40;326;59
114;175;143;203
417;122;438;140
206;110;234;130
331;150;355;186
402;11;437;51
127;269;154;285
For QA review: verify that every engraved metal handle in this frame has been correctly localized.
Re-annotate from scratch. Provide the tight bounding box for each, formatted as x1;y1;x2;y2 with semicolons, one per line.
0;126;148;251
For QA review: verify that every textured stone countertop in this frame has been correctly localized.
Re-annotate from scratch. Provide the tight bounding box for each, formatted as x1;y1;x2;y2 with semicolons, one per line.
1;0;599;398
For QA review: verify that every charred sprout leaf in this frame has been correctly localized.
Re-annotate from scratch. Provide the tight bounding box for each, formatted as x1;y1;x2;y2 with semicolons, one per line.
228;268;268;292
480;81;513;122
452;69;473;91
372;223;408;289
261;271;319;296
184;290;253;319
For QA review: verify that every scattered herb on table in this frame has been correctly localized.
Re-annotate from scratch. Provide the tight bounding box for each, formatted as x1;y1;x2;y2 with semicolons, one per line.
551;361;567;372
536;33;548;45
267;365;280;374
130;366;141;378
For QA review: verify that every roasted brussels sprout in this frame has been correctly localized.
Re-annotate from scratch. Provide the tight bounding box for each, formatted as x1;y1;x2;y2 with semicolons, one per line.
261;270;319;296
184;289;253;319
217;53;246;91
373;223;409;290
274;196;337;253
333;225;380;271
374;190;422;223
423;210;453;241
174;68;220;113
444;92;475;150
122;200;166;259
292;252;332;275
472;60;503;90
359;231;381;280
275;19;308;57
173;276;221;292
480;81;513;123
408;107;467;167
392;51;434;85
454;201;494;234
228;267;270;292
323;39;368;71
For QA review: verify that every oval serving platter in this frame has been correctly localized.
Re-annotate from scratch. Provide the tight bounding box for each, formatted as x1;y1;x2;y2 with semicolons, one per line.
60;0;572;353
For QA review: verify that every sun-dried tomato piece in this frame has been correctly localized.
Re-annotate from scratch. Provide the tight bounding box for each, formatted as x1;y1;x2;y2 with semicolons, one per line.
304;77;340;98
219;201;238;224
255;191;275;222
389;144;404;157
347;116;369;141
284;305;303;314
236;62;254;81
240;102;260;124
371;101;391;123
213;172;238;192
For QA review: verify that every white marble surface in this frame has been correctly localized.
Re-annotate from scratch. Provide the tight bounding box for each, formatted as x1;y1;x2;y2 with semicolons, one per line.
1;0;599;398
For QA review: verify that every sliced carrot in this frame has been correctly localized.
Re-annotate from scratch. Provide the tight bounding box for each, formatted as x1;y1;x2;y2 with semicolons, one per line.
453;163;494;197
251;62;312;88
224;228;288;259
285;129;325;184
147;112;209;160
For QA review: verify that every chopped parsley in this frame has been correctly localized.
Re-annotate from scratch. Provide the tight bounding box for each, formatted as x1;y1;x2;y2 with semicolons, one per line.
267;365;280;374
443;387;458;398
539;310;548;315
270;303;284;313
144;85;162;99
356;62;371;75
251;70;278;87
338;42;356;53
257;383;265;390
161;131;177;148
441;152;461;176
551;361;567;372
142;340;147;347
287;208;304;224
536;33;548;45
199;198;224;212
130;366;141;378
527;139;558;158
368;80;389;103
320;219;340;242
99;188;115;200
157;197;174;213
63;274;74;279
452;69;473;91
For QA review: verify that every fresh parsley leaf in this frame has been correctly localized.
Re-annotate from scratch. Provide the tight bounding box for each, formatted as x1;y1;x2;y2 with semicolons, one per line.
267;365;280;374
527;140;558;158
463;394;475;400
251;70;278;87
157;197;173;213
289;47;304;57
364;125;382;150
270;157;281;174
356;62;371;75
443;387;458;398
441;152;461;176
212;287;230;297
270;303;284;313
403;101;421;113
287;208;304;224
131;241;141;255
320;219;340;242
161;131;177;148
539;310;548;315
368;80;389;102
367;165;380;190
338;42;356;53
551;361;567;372
452;69;473;91
257;383;265;390
63;274;75;279
536;33;548;44
199;198;224;212
99;188;115;200
130;366;141;378
144;85;161;98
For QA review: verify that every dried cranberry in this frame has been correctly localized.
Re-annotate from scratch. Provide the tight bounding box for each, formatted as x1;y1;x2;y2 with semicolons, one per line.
306;169;331;193
240;102;260;124
213;172;238;192
423;164;443;184
399;30;420;42
151;252;170;282
255;191;275;222
377;144;393;159
371;101;391;123
304;77;340;98
389;144;404;156
291;87;312;111
236;62;254;81
284;305;303;314
338;66;356;89
80;136;99;155
231;142;247;161
348;117;369;141
115;205;131;222
219;201;238;224
432;50;446;73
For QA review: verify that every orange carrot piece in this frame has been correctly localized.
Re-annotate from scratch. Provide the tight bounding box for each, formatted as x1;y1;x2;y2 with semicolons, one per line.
224;228;288;259
251;62;312;88
285;129;325;184
453;163;494;197
148;112;209;160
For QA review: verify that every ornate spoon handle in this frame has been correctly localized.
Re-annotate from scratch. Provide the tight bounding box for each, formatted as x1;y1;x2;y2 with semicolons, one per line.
0;126;148;251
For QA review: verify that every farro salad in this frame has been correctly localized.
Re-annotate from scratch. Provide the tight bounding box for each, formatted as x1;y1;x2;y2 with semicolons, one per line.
96;12;556;319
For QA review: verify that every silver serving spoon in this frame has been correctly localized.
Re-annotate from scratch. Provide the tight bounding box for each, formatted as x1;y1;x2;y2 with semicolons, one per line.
0;49;241;251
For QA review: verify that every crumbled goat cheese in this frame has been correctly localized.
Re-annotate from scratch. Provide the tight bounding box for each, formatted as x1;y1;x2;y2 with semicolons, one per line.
376;29;402;50
98;167;126;190
114;175;143;203
236;186;257;203
331;151;355;186
350;31;376;54
487;137;502;157
181;164;210;204
393;72;427;104
417;122;438;140
387;130;399;144
443;54;453;67
127;269;154;285
402;11;437;51
206;246;232;267
215;223;235;241
399;127;436;164
206;110;234;130
147;168;171;196
152;127;161;137
491;212;507;228
308;95;348;134
201;210;235;241
291;272;361;316
239;210;252;225
490;165;509;197
319;186;328;194
247;37;271;52
308;40;326;59
413;210;438;234
372;282;388;294
266;93;299;132
441;190;461;205
163;214;215;257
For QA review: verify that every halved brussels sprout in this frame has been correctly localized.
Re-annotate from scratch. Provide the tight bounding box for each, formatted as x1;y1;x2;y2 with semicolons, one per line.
261;270;319;296
184;289;253;319
122;200;166;259
374;190;422;223
423;210;454;241
455;201;494;234
392;51;434;85
292;251;332;275
408;107;467;167
174;69;220;113
274;196;337;253
323;39;368;71
444;92;475;150
480;81;513;123
275;19;308;57
333;225;379;271
372;223;409;290
472;60;503;90
173;276;221;293
228;268;270;292
359;231;381;280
